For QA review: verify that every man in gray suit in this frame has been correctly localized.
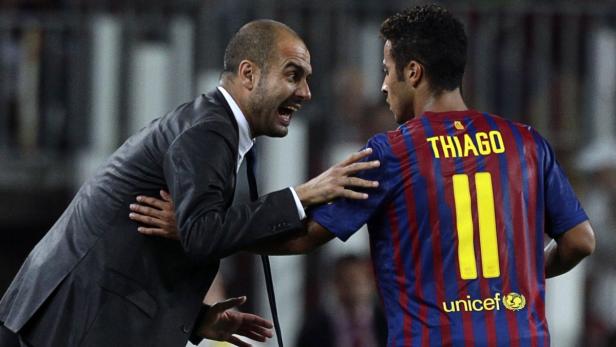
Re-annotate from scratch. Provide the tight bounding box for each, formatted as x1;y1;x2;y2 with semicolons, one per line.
0;20;379;346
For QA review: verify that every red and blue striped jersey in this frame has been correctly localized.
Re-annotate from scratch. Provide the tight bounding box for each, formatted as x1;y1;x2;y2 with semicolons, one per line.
311;110;588;347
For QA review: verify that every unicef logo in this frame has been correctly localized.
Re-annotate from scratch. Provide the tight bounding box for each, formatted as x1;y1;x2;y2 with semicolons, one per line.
502;292;526;311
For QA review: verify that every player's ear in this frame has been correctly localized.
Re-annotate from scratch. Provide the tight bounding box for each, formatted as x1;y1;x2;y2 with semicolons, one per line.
238;60;260;91
406;60;423;88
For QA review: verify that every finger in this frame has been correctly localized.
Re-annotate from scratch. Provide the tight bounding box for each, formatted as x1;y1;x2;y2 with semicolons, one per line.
160;190;173;203
340;189;370;200
344;177;379;188
236;329;267;342
138;227;179;240
129;212;166;228
213;296;246;312
226;335;251;347
343;160;381;174
336;148;373;167
136;195;168;209
137;227;169;237
239;323;273;339
130;204;164;218
241;314;273;329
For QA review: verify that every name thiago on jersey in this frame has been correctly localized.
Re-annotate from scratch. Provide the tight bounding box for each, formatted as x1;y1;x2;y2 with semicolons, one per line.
426;130;505;158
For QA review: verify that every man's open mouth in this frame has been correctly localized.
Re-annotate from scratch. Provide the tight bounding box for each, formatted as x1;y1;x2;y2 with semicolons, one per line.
277;104;301;126
278;104;299;115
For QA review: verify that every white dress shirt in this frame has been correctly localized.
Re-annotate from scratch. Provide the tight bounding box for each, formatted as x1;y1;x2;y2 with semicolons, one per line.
217;86;306;220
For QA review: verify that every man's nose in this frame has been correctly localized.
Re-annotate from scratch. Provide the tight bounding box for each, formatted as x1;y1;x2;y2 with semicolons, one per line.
296;79;311;101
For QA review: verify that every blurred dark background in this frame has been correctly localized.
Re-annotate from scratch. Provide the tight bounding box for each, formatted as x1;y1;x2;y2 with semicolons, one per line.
1;1;616;346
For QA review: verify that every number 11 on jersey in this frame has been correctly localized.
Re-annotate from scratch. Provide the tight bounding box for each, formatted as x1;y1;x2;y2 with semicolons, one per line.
452;172;500;280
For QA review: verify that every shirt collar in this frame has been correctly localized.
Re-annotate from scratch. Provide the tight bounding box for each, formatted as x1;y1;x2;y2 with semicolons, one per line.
217;86;255;171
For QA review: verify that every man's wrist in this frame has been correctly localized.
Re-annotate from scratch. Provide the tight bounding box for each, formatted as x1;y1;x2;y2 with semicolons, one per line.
189;304;211;344
289;187;306;220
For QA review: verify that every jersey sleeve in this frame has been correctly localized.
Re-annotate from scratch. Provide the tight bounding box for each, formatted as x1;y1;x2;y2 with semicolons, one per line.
538;133;589;238
309;134;393;241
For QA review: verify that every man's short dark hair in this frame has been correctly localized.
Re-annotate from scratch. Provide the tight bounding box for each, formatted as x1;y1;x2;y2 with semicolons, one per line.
223;19;299;74
380;4;467;93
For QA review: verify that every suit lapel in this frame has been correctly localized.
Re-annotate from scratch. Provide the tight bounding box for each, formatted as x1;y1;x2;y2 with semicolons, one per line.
210;89;240;206
212;89;239;136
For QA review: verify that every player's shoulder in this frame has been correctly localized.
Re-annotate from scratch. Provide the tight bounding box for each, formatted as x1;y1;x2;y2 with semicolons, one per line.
379;124;409;147
365;132;396;158
482;112;545;140
482;112;554;161
367;132;390;146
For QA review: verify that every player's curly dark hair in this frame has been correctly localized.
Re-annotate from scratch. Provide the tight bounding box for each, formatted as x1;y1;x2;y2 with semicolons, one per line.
380;4;467;93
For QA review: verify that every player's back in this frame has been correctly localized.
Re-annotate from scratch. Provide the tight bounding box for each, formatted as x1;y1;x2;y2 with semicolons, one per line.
377;110;553;347
311;109;587;346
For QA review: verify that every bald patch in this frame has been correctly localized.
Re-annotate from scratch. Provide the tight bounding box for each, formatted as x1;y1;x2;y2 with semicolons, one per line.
223;19;303;74
241;20;299;39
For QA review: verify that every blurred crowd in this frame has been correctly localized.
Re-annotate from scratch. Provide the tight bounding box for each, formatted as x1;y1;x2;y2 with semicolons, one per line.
578;143;616;346
1;1;616;346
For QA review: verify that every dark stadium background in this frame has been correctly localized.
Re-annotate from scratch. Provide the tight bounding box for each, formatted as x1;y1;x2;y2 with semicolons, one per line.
1;1;615;346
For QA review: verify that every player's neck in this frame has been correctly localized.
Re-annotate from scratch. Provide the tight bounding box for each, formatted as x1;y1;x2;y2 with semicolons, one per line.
416;88;468;115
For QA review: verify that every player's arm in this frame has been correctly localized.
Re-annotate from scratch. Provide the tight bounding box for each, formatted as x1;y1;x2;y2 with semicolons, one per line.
544;220;595;278
535;130;595;278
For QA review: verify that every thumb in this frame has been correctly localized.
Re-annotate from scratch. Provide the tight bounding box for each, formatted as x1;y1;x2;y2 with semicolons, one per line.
213;296;247;312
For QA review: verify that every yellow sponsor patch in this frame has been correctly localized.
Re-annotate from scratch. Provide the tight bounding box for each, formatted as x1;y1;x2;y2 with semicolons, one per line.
502;292;526;311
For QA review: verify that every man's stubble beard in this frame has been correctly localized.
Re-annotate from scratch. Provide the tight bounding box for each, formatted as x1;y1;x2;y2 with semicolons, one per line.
249;78;288;138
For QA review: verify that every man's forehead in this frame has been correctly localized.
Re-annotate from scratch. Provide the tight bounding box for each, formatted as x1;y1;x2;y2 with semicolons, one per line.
383;41;392;55
277;41;312;73
278;40;309;58
383;43;395;65
383;55;392;66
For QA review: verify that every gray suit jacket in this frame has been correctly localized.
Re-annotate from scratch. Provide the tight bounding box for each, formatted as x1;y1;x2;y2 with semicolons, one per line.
0;90;303;346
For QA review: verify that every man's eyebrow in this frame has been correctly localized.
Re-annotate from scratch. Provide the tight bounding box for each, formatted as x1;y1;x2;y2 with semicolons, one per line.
284;62;311;75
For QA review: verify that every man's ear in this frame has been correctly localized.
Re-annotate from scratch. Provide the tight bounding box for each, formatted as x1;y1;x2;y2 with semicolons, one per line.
238;60;259;90
406;60;424;88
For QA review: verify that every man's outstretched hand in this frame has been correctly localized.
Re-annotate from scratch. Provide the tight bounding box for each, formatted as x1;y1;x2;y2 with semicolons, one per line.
294;147;380;207
197;296;273;347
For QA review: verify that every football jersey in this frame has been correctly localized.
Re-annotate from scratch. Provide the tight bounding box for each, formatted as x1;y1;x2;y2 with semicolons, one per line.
311;110;588;347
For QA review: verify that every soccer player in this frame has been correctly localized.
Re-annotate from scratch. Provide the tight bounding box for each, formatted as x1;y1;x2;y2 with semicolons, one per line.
132;5;595;346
